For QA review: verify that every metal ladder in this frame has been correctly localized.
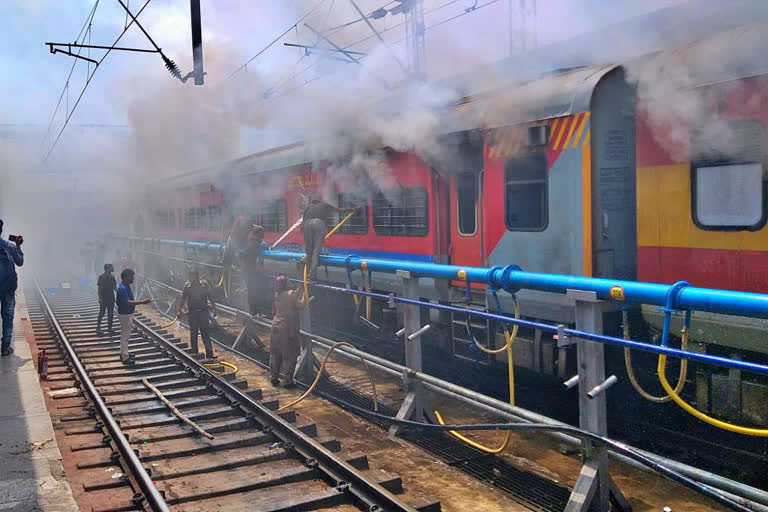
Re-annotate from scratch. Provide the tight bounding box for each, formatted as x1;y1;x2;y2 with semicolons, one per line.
451;303;494;365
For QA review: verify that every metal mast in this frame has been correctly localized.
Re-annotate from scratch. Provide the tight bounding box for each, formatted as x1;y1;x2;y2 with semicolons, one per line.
403;0;426;80
508;0;537;56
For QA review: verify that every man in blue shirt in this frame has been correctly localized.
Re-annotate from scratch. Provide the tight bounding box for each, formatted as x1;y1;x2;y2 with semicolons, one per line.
115;268;151;365
0;220;24;357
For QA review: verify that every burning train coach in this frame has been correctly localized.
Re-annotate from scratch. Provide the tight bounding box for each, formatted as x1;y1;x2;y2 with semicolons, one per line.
123;23;768;466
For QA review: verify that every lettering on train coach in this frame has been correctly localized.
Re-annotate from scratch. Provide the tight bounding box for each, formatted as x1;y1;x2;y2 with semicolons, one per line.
604;129;629;161
289;174;319;188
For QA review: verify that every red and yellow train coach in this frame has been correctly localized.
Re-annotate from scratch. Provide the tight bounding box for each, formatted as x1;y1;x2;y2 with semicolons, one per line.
143;23;768;377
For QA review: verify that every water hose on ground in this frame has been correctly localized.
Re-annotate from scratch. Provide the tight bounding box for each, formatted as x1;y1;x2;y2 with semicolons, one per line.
160;314;180;329
434;291;519;453
204;360;238;375
327;396;755;512
624;308;688;403
277;341;378;412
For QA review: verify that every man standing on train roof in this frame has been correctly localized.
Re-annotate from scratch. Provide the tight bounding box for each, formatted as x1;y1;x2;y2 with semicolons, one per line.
243;224;265;316
177;269;217;359
0;220;23;357
269;274;307;388
302;198;357;280
96;263;117;337
116;269;152;365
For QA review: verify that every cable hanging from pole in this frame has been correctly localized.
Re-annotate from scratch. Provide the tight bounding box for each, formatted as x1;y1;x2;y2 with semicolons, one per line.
44;0;152;162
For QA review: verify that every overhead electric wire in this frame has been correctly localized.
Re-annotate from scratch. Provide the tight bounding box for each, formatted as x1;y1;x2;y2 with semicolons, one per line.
264;0;495;101
226;0;330;79
44;0;151;162
42;0;101;152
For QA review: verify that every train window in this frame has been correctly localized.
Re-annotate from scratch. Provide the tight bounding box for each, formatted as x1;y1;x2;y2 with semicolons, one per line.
693;163;766;230
260;199;287;233
153;210;173;231
207;206;222;232
504;153;548;231
457;172;477;235
336;193;368;235
372;187;428;237
184;208;205;231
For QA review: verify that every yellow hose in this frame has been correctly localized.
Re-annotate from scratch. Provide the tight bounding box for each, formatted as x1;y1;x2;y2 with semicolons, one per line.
434;296;519;453
216;270;225;287
160;315;180;329
204;360;238;375
625;317;688;403
362;270;372;320
278;341;378;412
472;296;519;355
303;262;309;303
658;354;768;436
325;211;356;239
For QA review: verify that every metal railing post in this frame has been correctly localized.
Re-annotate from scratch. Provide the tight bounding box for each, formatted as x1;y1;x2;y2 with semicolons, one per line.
564;289;629;512
390;270;430;435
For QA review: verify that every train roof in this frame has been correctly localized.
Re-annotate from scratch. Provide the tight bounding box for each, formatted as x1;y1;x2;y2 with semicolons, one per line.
153;16;768;191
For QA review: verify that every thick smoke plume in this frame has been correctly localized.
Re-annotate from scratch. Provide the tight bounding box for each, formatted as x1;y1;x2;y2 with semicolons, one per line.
6;0;768;280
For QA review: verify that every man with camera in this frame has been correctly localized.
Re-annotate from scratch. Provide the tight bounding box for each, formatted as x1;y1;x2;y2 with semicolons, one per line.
0;220;24;357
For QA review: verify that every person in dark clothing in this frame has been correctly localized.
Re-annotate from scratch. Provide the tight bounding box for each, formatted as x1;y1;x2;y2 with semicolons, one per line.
243;225;265;316
269;275;306;387
116;269;151;365
302;199;356;280
0;220;23;357
177;270;217;359
96;264;117;336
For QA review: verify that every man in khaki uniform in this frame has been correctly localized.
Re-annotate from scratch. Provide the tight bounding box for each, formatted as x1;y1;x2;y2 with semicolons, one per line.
177;270;217;359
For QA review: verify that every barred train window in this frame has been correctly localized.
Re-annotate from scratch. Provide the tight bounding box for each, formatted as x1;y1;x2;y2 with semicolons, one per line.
457;172;477;235
184;208;204;231
154;210;173;231
373;187;428;237
693;163;765;229
504;153;548;231
336;193;368;235
207;206;222;232
260;199;287;233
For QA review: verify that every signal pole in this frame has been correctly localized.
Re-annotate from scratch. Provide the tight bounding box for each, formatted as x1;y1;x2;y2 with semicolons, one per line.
190;0;204;85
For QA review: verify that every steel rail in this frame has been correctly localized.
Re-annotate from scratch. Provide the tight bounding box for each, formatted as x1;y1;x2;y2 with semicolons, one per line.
137;273;768;508
129;314;415;511
33;280;171;512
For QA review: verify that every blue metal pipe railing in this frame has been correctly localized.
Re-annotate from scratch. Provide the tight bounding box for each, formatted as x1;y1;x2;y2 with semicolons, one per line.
121;236;768;319
286;278;768;376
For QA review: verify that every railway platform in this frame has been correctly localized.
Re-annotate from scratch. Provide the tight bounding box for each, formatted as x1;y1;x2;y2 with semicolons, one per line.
0;289;79;512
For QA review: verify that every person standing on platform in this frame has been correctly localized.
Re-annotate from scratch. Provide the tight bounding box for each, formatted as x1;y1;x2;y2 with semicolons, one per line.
96;264;117;337
0;220;23;357
243;224;265;316
302;199;356;280
116;269;151;365
177;270;217;359
269;275;307;388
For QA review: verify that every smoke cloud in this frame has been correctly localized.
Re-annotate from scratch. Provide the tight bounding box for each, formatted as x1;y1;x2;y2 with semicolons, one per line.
5;0;768;281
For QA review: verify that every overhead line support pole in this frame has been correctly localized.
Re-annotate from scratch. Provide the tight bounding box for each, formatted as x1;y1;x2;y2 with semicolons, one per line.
190;0;204;85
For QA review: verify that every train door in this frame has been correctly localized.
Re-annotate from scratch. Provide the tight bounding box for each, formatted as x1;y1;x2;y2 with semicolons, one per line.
448;133;485;268
590;69;637;280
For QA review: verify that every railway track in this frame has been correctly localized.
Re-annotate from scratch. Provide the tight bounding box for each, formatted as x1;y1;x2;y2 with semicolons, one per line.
28;283;433;512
